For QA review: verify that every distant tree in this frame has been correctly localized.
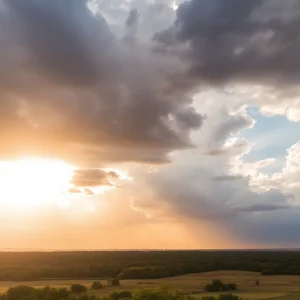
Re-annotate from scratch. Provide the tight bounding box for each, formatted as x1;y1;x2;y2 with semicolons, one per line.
34;286;70;300
204;280;237;293
70;284;87;294
212;280;223;290
108;278;120;286
255;280;260;286
6;286;36;300
91;282;103;290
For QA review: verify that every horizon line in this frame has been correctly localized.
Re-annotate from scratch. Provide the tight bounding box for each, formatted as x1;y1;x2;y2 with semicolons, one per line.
0;248;300;252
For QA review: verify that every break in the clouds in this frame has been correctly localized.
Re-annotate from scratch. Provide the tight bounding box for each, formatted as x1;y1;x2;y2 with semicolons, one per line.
1;0;300;249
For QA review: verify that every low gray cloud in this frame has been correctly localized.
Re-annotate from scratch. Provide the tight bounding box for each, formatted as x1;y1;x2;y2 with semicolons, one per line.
129;136;298;246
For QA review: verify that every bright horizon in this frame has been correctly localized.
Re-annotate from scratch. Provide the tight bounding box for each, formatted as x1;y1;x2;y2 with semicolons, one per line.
1;0;300;250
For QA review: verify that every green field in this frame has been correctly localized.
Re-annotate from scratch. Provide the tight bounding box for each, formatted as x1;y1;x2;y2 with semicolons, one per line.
1;271;300;300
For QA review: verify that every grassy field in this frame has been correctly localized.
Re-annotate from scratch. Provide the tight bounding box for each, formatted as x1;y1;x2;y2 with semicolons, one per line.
1;271;300;299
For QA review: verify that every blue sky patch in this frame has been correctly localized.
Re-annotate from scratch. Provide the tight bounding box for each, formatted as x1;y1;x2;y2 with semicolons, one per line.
242;107;300;173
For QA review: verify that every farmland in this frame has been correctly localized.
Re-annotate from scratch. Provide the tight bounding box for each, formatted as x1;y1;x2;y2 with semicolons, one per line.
1;271;300;300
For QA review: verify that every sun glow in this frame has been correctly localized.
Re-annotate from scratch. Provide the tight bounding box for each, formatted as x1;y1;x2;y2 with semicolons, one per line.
0;158;74;207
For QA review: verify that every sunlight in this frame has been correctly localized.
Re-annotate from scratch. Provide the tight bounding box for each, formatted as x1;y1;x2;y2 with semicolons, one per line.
0;158;74;207
171;0;179;10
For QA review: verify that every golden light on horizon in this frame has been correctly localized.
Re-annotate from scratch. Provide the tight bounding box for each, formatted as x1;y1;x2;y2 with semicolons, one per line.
0;158;74;208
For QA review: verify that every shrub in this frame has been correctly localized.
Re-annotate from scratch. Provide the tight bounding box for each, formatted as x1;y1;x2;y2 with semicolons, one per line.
108;278;120;286
7;286;36;300
91;282;103;290
109;291;132;300
202;297;216;300
70;284;87;294
204;280;238;293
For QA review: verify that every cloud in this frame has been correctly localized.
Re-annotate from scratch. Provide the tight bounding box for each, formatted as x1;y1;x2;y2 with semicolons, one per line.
0;0;203;165
155;0;300;85
253;142;300;197
71;169;119;188
126;8;139;29
124;111;299;246
1;0;300;249
130;145;290;220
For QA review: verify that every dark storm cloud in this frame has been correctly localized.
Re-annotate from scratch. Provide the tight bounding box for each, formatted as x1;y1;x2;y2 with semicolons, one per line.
126;8;139;29
5;0;112;86
71;169;119;187
155;0;300;84
0;0;203;165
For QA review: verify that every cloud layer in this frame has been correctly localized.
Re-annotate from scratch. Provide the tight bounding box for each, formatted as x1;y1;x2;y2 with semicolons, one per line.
1;0;300;249
0;0;203;166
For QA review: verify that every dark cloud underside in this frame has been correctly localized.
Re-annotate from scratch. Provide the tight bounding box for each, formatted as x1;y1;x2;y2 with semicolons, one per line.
155;0;300;84
0;0;203;165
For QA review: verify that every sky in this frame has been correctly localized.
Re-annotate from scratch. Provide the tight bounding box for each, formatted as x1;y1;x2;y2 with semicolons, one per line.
0;0;300;250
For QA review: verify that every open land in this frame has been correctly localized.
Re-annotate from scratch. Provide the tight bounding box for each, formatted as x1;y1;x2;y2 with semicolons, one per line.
1;271;300;300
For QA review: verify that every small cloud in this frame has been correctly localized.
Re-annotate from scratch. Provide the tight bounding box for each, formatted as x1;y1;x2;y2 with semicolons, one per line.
85;189;95;196
68;187;82;194
71;169;119;188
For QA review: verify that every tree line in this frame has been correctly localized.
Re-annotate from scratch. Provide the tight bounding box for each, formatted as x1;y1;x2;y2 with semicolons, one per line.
0;285;187;300
0;251;300;281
